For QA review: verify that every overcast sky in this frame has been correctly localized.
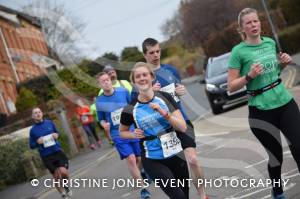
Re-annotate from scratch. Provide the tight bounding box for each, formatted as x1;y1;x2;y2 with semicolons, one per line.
0;0;181;58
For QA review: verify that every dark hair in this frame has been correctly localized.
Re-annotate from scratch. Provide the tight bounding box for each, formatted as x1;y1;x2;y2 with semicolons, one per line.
142;38;159;54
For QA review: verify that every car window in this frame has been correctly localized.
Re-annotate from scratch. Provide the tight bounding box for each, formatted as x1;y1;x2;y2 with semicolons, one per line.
207;56;230;78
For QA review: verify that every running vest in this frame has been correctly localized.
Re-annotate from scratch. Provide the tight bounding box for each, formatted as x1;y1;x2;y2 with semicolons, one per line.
121;91;182;159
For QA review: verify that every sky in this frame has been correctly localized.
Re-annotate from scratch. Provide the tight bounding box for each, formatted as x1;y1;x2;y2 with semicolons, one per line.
0;0;182;58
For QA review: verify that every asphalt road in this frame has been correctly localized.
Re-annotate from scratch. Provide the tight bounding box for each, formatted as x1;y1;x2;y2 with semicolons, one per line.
1;65;299;199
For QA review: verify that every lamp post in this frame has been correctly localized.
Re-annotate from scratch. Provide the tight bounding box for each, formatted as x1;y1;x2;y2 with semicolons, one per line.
261;0;282;52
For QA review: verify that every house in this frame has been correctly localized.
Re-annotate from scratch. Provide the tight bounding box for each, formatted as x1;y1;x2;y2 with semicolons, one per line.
0;5;60;115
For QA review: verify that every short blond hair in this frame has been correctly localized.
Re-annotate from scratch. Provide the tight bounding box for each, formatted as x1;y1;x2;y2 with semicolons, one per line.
130;62;155;83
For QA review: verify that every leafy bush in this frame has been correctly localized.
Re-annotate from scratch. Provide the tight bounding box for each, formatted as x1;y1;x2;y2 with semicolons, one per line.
15;87;38;112
0;138;44;189
279;23;300;54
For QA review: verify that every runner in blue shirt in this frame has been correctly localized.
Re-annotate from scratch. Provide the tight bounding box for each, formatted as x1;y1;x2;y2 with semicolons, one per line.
120;62;189;199
29;107;72;199
141;38;208;199
96;72;151;199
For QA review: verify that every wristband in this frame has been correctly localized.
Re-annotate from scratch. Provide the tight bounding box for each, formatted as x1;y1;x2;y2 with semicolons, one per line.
162;111;171;120
245;74;253;82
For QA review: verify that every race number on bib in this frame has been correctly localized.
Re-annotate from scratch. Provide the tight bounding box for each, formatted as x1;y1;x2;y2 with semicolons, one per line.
159;131;182;158
43;134;56;148
111;108;123;126
160;83;180;102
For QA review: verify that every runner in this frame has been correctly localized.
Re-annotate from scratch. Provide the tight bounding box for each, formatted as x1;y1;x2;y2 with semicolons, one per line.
96;72;151;199
120;62;190;199
98;64;132;95
29;107;72;199
228;8;300;199
139;38;208;199
76;99;101;150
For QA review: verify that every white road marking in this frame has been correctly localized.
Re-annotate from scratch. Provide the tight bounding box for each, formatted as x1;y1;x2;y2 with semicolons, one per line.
121;192;131;198
245;159;267;169
196;131;230;137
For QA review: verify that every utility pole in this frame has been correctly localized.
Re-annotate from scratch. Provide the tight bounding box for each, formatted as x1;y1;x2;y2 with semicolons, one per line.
261;0;282;52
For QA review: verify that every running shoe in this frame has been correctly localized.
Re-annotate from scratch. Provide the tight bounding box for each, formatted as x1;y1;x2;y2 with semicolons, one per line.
97;140;102;147
272;192;286;199
140;188;151;199
65;187;72;197
90;144;96;150
61;192;70;199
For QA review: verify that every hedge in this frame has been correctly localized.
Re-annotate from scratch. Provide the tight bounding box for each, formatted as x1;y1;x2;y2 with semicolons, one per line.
279;23;300;54
0;139;45;190
0;117;71;190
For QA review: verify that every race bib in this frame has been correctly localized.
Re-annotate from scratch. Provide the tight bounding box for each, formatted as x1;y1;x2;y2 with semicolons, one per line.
81;115;89;123
160;83;180;102
111;108;123;126
43;134;56;148
159;131;182;158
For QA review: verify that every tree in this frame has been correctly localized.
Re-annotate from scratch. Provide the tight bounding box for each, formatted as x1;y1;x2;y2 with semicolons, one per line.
161;12;183;40
162;0;263;49
279;0;300;25
120;47;144;62
22;0;86;64
102;52;119;61
15;87;38;112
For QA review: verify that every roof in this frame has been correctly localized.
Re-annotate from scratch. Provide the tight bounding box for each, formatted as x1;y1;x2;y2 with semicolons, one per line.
0;5;41;27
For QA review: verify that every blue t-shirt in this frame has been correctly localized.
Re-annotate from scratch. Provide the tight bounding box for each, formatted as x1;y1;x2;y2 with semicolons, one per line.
131;64;189;120
155;64;189;120
121;91;180;159
96;87;136;143
29;119;62;157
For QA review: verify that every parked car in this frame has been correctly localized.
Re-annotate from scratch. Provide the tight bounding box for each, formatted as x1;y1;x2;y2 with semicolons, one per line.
201;52;248;114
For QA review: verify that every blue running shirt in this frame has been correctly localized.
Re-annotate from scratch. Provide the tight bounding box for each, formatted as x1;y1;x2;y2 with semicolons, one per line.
154;64;189;121
29;119;62;157
131;64;189;120
96;87;136;143
121;91;181;159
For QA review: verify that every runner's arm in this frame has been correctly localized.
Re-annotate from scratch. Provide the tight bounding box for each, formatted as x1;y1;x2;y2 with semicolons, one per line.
165;109;187;132
228;68;247;92
29;131;38;149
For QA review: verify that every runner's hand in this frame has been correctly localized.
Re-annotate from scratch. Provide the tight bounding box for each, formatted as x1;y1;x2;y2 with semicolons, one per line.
153;81;161;91
101;122;110;131
52;133;59;139
175;84;186;96
37;137;43;144
248;63;263;79
149;103;168;116
133;128;145;139
279;52;292;68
